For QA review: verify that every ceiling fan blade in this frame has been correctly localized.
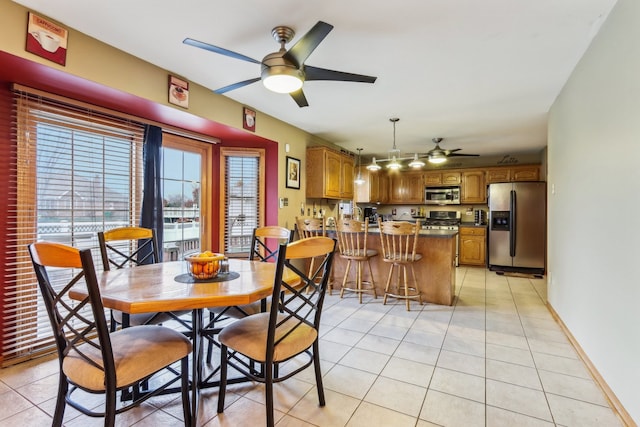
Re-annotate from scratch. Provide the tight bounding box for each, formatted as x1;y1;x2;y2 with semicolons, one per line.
448;153;480;157
214;77;261;94
284;21;334;66
290;89;309;108
446;148;462;154
304;65;377;83
183;38;261;64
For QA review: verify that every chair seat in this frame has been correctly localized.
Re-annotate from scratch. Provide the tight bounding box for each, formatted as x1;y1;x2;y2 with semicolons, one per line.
218;312;317;363
63;325;191;391
383;253;422;263
339;249;378;260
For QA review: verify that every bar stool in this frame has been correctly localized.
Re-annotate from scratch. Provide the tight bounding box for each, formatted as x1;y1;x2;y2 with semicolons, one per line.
378;218;423;311
335;218;377;303
295;216;332;294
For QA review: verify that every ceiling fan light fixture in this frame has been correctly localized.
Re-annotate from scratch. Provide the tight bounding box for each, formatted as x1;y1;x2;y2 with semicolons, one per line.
428;153;447;164
367;157;382;171
262;66;304;93
408;153;425;168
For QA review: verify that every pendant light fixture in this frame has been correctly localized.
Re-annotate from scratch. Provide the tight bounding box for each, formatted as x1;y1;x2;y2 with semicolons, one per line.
408;153;426;168
366;157;382;171
354;148;365;185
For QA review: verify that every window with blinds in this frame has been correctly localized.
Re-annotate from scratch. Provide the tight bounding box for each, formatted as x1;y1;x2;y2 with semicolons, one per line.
220;148;264;255
1;88;144;365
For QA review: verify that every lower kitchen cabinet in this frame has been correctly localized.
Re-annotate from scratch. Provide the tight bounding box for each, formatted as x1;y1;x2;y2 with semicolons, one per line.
459;226;486;266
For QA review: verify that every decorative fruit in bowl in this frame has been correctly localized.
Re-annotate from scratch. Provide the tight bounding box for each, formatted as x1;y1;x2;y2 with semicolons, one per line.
185;251;225;280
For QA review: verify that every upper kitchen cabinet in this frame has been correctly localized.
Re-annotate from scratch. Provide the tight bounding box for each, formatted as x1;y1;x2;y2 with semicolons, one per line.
461;169;486;204
486;165;540;183
355;169;388;204
389;171;424;204
306;146;354;199
424;171;461;187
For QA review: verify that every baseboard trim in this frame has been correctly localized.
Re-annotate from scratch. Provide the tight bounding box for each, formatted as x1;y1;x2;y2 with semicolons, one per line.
546;302;636;427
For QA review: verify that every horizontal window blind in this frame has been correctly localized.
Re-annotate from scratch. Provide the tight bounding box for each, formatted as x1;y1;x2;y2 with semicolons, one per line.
221;148;264;255
1;87;144;366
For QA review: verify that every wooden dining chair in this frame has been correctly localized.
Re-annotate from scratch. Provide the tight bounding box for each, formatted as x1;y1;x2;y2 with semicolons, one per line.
205;226;294;363
98;226;189;331
378;218;424;311
295;216;333;294
28;241;192;427
335;218;378;303
217;236;337;427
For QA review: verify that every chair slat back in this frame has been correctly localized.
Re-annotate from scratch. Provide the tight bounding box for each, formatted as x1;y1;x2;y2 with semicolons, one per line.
268;237;336;351
250;226;294;262
295;217;326;239
98;226;159;271
378;219;421;262
335;219;368;257
28;242;114;380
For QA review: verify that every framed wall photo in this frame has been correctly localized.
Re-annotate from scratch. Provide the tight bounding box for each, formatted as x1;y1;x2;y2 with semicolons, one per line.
168;75;189;108
243;107;256;132
25;12;68;66
286;156;301;189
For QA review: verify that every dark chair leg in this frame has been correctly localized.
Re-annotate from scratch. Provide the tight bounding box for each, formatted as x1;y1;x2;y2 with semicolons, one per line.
105;383;117;427
265;363;275;427
313;340;326;406
180;357;191;427
217;345;228;413
52;376;68;427
206;311;214;364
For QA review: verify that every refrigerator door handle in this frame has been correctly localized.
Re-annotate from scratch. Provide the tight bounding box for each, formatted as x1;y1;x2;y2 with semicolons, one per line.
510;190;516;257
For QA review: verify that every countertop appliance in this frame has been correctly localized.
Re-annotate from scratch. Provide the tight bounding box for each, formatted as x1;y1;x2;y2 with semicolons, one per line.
363;207;378;224
488;182;546;274
425;186;461;205
423;211;460;266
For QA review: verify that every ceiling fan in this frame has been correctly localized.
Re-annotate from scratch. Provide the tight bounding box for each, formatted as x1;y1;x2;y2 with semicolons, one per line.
183;21;377;107
424;138;480;164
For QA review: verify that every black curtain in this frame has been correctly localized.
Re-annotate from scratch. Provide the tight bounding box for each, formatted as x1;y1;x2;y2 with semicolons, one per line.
139;124;164;262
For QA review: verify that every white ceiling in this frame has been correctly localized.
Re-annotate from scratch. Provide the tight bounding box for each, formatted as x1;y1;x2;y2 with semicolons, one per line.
14;0;616;160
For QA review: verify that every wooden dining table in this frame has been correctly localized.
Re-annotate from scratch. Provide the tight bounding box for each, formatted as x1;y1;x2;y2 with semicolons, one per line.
69;258;300;426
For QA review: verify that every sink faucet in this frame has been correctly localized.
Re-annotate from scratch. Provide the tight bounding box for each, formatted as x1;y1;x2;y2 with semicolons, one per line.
354;207;363;221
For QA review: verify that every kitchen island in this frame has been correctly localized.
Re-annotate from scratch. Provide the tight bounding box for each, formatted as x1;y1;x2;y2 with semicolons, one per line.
329;228;457;306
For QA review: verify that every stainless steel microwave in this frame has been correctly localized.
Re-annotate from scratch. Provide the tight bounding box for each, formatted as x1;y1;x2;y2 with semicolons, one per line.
425;186;461;205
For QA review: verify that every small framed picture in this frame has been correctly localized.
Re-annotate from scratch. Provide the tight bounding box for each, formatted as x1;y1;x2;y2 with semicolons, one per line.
169;75;189;108
286;156;301;190
26;12;68;66
243;107;256;132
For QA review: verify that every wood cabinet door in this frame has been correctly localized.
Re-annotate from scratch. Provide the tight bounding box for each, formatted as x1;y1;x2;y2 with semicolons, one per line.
378;173;389;203
486;168;511;183
324;150;342;198
511;165;539;181
406;172;425;203
461;170;486;204
459;227;486;266
424;172;442;186
442;171;461;185
341;156;354;198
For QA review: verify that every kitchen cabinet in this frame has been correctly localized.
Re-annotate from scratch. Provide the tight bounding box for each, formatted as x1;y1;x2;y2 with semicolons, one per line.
388;171;424;204
486;165;540;183
461;169;486;204
424;171;461;186
355;169;380;203
459;226;486;266
306;146;354;199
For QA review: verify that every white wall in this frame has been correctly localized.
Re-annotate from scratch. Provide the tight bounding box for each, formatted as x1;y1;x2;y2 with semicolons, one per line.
548;0;640;422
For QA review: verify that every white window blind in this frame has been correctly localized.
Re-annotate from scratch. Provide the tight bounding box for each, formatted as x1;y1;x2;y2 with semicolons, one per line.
1;87;144;365
221;148;264;255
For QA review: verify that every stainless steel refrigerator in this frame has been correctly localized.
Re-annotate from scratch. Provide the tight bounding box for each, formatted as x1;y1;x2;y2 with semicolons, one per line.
488;182;546;274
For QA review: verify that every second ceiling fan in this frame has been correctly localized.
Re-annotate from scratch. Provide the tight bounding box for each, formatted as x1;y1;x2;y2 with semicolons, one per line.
183;21;377;107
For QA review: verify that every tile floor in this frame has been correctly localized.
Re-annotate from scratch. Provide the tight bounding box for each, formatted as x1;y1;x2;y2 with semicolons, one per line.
0;267;625;426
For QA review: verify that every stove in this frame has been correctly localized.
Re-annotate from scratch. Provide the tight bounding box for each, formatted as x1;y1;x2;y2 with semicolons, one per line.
423;211;461;230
